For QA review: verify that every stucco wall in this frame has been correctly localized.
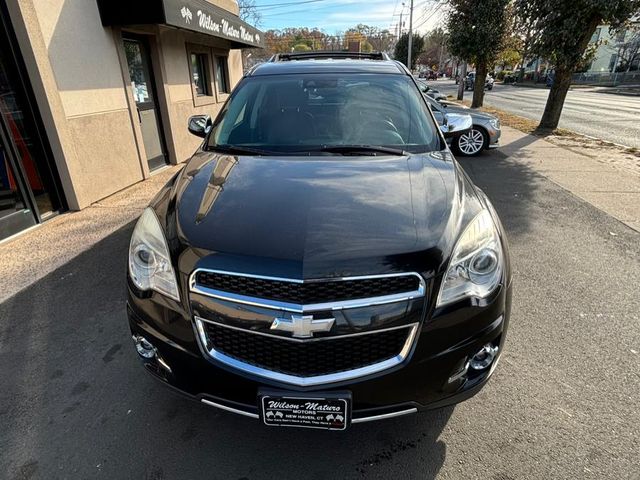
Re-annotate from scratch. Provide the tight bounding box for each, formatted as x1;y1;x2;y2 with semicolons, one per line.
156;27;244;163
24;0;143;208
11;0;249;209
207;0;240;15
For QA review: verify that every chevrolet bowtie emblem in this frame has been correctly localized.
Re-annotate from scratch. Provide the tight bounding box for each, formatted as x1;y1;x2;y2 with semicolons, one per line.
271;314;335;338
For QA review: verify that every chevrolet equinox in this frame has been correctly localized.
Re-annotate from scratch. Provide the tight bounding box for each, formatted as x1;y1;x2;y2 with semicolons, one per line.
126;51;512;430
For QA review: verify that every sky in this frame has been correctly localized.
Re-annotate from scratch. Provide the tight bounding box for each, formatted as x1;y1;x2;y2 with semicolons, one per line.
250;0;447;35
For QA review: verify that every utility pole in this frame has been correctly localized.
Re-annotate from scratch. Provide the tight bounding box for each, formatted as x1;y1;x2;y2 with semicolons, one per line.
407;0;414;71
393;5;406;40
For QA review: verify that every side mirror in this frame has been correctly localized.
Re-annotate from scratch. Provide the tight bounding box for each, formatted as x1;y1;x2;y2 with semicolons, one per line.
441;113;472;138
188;115;212;138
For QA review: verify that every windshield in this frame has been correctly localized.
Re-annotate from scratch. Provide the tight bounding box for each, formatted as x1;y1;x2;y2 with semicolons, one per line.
207;73;439;154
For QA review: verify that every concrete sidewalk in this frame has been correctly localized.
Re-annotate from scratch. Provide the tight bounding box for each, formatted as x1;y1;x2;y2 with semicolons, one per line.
0;165;183;303
506;82;640;96
494;127;640;233
1;127;638;303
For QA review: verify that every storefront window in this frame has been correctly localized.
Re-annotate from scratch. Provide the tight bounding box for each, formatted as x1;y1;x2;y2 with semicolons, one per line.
215;56;230;94
0;15;62;226
0;142;27;221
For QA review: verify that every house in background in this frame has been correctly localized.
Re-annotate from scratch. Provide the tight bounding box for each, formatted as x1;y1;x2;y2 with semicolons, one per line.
586;19;640;73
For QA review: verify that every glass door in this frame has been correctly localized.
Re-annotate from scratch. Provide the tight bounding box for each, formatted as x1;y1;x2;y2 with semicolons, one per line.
0;130;36;240
122;35;169;171
0;4;64;241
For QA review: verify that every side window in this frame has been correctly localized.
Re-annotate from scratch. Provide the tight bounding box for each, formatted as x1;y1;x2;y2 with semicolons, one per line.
187;44;215;106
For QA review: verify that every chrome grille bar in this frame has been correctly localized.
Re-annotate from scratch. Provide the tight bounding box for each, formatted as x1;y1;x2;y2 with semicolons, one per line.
189;270;426;313
195;317;419;387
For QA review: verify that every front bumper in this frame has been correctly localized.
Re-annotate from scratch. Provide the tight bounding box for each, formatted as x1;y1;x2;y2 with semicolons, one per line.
126;279;511;424
485;124;501;148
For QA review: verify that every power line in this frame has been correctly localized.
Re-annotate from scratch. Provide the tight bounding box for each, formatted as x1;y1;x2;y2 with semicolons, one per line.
240;0;330;9
413;0;445;30
258;0;395;19
250;0;407;9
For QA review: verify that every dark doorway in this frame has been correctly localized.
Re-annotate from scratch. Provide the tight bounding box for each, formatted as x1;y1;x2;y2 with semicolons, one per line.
122;34;169;171
0;5;65;241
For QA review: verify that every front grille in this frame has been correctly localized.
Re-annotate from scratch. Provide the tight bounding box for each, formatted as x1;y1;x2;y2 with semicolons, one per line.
195;271;421;305
202;322;412;377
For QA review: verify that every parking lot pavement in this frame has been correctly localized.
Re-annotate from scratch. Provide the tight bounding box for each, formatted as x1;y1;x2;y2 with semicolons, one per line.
1;141;639;479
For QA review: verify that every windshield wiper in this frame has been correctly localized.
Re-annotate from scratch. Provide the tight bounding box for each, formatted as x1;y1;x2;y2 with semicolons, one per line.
208;145;277;156
301;145;407;156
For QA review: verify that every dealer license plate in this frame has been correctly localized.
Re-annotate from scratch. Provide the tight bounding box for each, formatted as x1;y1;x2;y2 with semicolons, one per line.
259;390;351;430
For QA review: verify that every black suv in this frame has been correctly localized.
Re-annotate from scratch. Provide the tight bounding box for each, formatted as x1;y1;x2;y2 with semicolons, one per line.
127;52;512;430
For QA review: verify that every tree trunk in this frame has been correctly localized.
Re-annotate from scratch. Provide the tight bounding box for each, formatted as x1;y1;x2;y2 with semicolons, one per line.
457;62;467;101
537;66;571;131
538;15;601;131
472;61;487;108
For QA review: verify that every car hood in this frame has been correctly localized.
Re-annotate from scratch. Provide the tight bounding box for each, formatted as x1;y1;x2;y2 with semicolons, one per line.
440;102;497;121
171;150;469;279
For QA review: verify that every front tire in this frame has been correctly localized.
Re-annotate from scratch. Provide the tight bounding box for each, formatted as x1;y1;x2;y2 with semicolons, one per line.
453;127;488;156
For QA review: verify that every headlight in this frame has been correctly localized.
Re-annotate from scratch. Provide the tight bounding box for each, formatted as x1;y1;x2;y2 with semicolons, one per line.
436;210;503;307
489;118;500;130
128;207;180;301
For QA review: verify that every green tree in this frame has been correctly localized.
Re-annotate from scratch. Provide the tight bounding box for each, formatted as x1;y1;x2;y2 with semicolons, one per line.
419;28;449;70
292;43;312;52
447;0;510;108
394;33;425;70
518;0;640;130
496;35;523;70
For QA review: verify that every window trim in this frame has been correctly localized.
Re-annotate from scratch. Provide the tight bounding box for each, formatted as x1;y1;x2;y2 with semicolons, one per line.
186;43;216;107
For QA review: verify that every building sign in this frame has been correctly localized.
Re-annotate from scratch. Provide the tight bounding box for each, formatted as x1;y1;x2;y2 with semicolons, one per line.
164;0;264;48
97;0;264;49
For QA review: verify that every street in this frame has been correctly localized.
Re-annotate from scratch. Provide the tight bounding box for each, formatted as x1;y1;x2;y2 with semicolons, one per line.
1;130;639;479
434;81;640;148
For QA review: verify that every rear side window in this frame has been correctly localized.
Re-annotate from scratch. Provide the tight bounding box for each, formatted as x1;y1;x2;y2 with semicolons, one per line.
209;73;439;154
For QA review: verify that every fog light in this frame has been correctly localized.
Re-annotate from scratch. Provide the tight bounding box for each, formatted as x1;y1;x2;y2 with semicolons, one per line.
133;335;156;359
470;344;499;371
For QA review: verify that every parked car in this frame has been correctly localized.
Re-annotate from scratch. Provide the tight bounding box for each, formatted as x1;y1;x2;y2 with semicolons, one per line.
418;70;439;80
424;95;501;156
416;79;447;101
464;72;494;91
126;51;512;430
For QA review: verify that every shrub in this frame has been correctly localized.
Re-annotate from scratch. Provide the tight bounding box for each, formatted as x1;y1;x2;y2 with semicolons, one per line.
496;70;513;81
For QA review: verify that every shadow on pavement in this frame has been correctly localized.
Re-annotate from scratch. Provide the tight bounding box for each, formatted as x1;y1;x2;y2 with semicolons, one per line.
0;223;452;480
458;133;544;240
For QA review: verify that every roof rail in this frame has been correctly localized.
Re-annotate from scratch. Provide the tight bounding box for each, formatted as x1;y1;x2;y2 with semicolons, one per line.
270;51;390;62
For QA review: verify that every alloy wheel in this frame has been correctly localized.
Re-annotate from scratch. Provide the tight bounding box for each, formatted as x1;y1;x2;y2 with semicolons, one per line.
457;128;485;156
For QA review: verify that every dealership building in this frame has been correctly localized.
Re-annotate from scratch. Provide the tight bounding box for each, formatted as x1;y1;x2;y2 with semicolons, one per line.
0;0;263;241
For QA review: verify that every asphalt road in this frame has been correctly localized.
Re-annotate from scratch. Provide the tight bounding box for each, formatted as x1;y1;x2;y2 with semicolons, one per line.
434;80;640;148
1;149;639;479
